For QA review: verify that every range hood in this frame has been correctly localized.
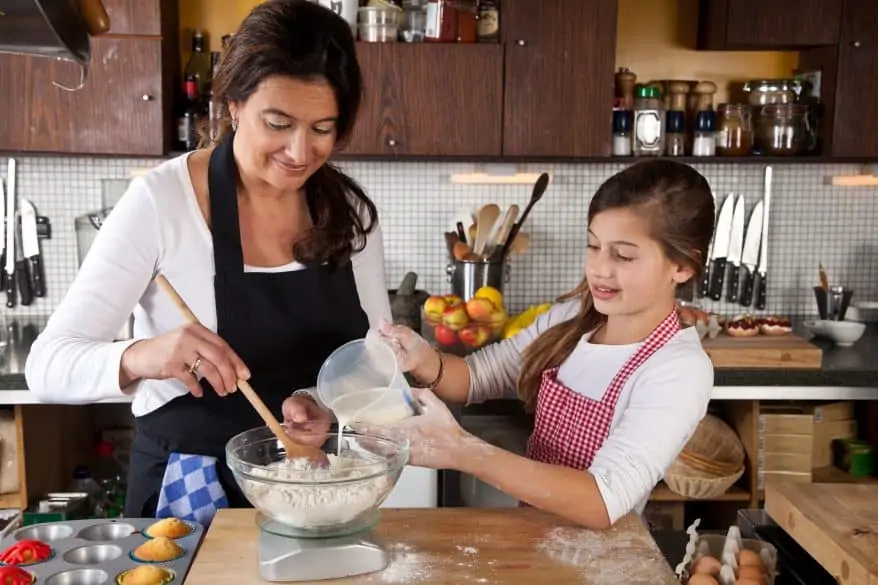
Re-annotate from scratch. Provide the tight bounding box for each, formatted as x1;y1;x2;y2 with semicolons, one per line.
0;0;109;66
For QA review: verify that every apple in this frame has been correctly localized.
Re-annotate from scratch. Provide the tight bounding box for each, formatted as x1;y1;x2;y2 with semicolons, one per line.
459;323;491;348
442;304;470;330
487;309;508;336
423;296;448;322
434;324;458;347
465;297;496;322
444;294;464;308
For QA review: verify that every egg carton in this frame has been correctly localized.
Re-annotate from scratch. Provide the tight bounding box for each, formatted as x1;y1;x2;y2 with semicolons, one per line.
675;519;779;584
0;517;204;584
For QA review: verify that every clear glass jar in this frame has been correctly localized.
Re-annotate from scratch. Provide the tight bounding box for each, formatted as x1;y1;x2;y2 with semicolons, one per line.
756;104;811;156
715;104;753;156
633;86;665;156
400;0;427;42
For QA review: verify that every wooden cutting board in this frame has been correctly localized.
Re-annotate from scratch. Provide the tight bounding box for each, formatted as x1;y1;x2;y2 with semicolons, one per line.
184;508;679;584
765;482;878;584
701;333;822;369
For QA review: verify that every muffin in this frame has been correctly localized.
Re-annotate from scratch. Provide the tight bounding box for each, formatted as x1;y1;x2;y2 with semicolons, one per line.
0;540;52;565
144;518;193;540
0;565;35;584
116;565;173;585
131;537;184;563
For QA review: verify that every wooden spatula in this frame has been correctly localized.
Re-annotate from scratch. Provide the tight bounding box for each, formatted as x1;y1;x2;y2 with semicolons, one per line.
155;274;329;467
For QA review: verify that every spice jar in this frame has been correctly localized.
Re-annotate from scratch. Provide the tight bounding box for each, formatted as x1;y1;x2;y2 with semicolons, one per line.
425;0;458;42
665;110;686;156
456;0;477;42
692;111;716;157
633;86;665;156
611;109;632;156
756;104;811;156
476;0;499;42
715;104;753;157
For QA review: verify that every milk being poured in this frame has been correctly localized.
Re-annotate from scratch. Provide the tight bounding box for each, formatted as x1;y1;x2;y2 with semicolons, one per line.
331;387;415;454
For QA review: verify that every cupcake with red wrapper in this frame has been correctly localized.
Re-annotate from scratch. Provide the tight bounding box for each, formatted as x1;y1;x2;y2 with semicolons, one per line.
0;540;52;566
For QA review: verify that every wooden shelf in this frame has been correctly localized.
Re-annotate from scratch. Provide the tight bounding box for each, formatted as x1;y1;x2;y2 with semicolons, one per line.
649;482;751;502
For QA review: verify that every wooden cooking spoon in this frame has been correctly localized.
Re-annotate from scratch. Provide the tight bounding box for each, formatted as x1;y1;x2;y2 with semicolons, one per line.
154;275;329;467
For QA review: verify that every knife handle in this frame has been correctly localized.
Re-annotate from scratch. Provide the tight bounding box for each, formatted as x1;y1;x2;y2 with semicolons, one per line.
726;264;741;303
740;266;756;307
0;252;5;291
708;258;727;302
755;272;767;311
698;264;710;298
15;258;32;307
30;256;45;298
5;272;14;308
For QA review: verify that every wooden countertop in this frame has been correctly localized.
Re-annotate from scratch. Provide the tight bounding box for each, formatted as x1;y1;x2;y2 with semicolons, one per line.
184;508;679;584
765;482;878;584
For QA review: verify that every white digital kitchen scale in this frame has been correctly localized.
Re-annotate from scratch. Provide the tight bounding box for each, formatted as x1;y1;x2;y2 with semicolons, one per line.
256;512;389;582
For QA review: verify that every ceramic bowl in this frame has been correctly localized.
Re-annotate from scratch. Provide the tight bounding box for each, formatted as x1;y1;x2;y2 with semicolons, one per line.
804;320;866;347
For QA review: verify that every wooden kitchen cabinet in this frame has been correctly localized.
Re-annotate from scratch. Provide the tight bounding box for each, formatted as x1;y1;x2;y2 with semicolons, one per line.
698;0;842;49
345;43;503;157
501;0;617;157
101;0;166;36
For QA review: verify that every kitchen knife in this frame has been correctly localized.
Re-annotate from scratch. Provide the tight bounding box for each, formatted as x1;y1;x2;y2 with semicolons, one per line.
725;194;745;303
5;159;15;308
698;191;718;298
20;198;44;297
0;176;6;293
739;200;763;308
755;167;772;311
708;192;735;301
13;213;32;307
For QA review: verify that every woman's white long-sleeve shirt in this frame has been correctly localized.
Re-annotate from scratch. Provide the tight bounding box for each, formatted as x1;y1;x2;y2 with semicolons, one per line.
25;154;392;416
464;300;714;524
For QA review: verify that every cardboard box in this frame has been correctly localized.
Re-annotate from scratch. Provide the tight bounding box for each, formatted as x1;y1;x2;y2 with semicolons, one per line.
758;401;854;434
758;469;812;490
758;451;812;473
758;419;857;468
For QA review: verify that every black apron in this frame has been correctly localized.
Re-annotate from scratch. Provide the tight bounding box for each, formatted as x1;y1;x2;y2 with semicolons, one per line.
125;134;370;517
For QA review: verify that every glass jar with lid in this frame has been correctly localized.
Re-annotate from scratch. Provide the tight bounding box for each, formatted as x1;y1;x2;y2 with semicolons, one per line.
756;104;811;156
715;104;753;157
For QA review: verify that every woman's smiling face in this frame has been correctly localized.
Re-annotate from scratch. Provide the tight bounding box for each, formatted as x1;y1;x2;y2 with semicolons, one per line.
585;207;694;316
229;75;339;192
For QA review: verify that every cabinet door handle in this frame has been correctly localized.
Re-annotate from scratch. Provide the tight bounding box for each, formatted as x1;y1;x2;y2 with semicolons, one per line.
388;139;398;147
515;39;527;47
141;94;154;101
852;41;862;48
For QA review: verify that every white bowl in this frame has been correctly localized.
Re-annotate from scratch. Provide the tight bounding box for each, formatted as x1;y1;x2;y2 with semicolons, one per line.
804;320;866;347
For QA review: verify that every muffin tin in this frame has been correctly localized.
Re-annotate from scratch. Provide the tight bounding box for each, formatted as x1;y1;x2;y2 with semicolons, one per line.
0;518;204;584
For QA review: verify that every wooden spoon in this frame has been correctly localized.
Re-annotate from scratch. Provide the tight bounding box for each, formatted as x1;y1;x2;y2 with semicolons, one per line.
472;204;501;258
154;275;329;467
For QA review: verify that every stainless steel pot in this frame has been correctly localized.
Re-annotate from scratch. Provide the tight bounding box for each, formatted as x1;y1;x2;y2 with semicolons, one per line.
0;0;101;65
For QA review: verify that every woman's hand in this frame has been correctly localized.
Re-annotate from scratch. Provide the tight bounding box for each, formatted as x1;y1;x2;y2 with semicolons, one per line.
120;323;250;397
358;388;469;469
282;393;332;448
373;319;434;375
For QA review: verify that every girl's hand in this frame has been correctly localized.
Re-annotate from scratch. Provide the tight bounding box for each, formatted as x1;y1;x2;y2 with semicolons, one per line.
373;319;432;373
120;323;249;397
282;393;332;448
358;388;468;469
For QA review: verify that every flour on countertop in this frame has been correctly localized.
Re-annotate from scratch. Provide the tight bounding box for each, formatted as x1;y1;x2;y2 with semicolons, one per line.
361;542;494;584
535;526;668;585
239;454;391;528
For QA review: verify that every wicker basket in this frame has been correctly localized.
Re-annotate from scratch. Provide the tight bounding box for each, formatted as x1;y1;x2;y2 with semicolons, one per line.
664;456;745;499
681;414;745;468
678;449;742;477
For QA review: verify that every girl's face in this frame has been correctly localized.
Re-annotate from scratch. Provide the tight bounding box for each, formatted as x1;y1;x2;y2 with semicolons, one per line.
228;75;339;194
585;207;694;317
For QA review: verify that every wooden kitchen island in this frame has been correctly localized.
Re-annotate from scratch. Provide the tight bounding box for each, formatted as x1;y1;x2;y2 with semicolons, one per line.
184;508;679;584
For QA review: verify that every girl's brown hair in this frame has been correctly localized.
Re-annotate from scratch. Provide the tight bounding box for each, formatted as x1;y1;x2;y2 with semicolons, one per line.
517;160;716;412
208;0;377;268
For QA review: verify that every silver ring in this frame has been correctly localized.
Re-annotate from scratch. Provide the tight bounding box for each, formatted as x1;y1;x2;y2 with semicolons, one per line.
188;356;202;375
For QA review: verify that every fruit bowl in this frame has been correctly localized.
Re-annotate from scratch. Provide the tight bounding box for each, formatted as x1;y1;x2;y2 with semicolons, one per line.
421;291;508;354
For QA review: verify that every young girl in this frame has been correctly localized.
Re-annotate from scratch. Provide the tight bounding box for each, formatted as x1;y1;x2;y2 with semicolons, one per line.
289;159;716;530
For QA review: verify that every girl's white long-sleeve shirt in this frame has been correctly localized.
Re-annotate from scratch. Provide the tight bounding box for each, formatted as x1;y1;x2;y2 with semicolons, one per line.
25;154;392;416
464;300;714;524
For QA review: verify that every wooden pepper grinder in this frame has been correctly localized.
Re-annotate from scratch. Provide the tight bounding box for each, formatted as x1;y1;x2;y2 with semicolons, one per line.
666;81;690;113
692;81;718;113
614;67;637;110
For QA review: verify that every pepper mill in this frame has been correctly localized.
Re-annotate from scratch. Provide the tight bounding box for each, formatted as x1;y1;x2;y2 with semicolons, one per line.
666;81;690;113
692;81;718;113
614;67;637;110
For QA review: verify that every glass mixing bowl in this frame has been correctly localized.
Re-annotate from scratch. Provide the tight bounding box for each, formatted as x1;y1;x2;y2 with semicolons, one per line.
226;424;409;538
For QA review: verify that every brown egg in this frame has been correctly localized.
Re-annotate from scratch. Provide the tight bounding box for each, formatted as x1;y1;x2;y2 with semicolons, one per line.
737;566;765;583
737;549;765;570
688;574;720;585
690;555;722;577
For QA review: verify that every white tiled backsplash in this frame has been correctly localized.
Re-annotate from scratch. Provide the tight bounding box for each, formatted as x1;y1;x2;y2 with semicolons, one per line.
2;155;877;318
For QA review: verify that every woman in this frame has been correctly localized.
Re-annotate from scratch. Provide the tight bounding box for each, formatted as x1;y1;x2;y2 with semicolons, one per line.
25;0;390;522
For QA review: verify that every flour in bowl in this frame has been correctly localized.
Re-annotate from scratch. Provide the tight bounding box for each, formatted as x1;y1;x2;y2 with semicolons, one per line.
238;455;394;528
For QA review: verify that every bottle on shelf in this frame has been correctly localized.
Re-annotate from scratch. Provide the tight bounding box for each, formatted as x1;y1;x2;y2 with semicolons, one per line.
176;74;205;152
184;30;212;102
632;86;665;156
476;0;499;43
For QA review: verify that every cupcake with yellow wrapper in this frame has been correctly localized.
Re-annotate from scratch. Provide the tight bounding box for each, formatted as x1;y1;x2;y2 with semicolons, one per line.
143;518;193;540
130;537;184;563
116;565;174;585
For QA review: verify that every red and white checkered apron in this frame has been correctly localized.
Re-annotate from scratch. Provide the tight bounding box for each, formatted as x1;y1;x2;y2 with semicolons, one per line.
525;310;681;470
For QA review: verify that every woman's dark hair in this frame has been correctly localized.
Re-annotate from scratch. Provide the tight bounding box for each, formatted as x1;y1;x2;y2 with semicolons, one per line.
517;160;716;412
209;0;377;267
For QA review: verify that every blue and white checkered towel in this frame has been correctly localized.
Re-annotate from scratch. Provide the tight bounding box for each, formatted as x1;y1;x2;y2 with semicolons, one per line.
156;453;229;528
